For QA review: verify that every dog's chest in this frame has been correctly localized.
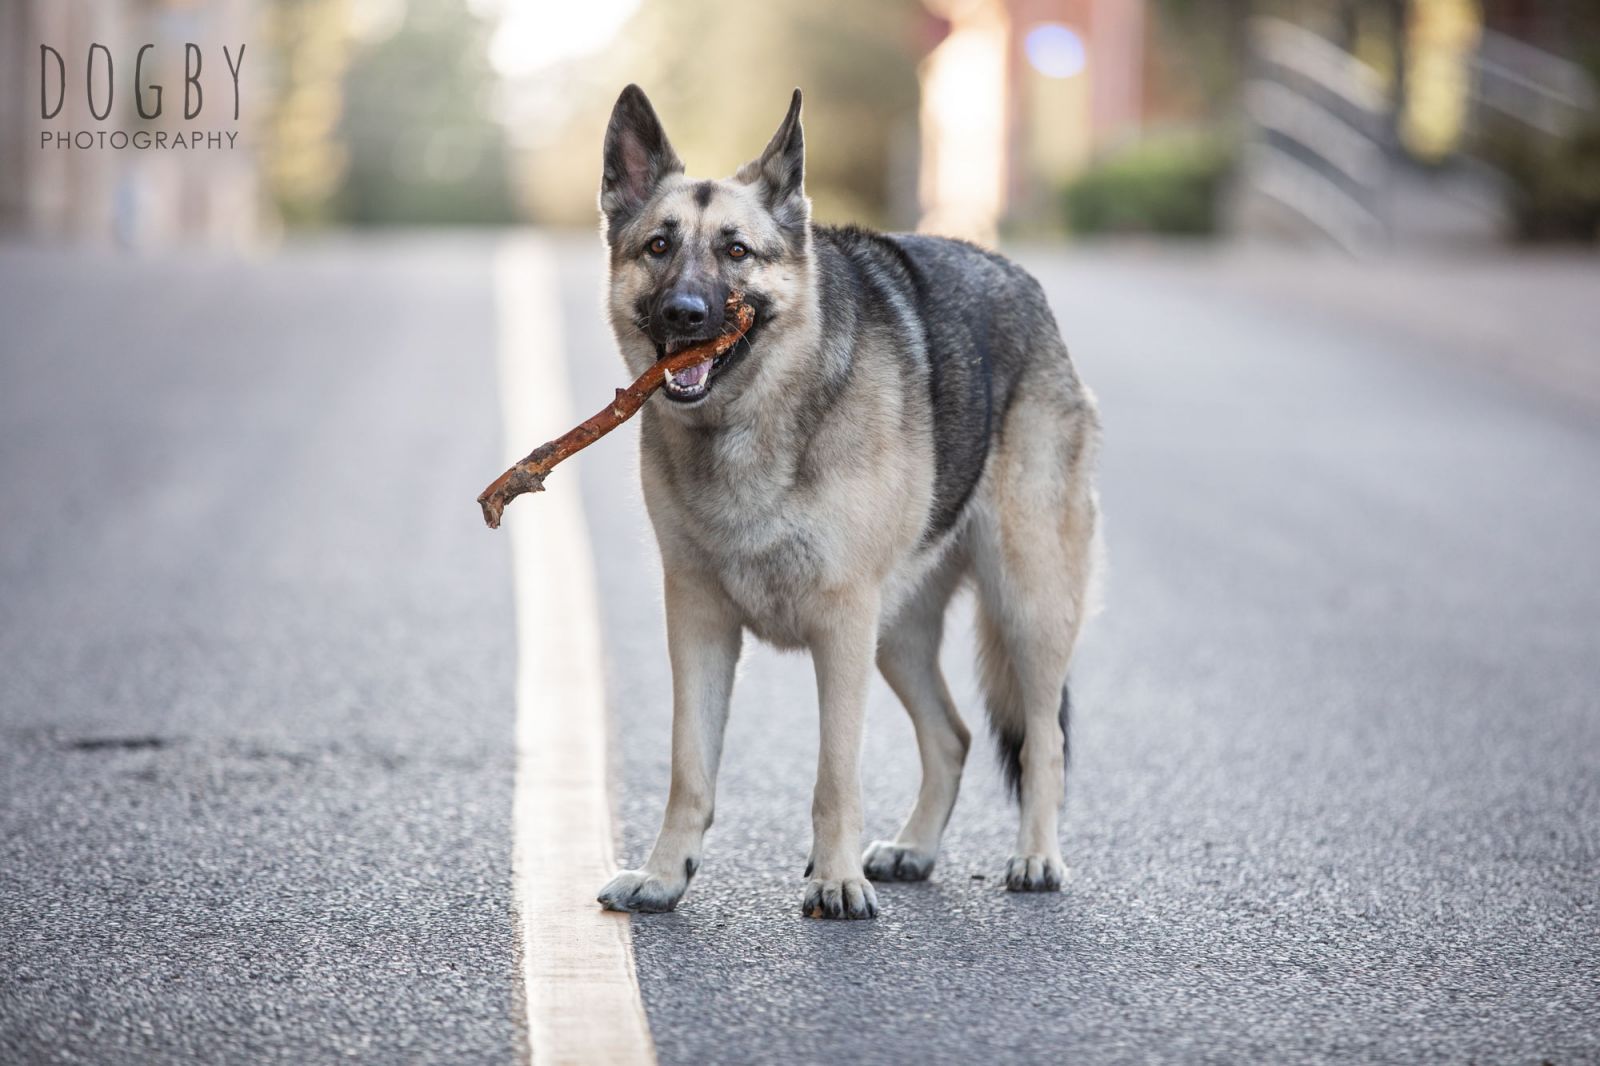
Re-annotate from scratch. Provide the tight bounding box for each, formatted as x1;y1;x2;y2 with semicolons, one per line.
648;408;937;645
663;430;847;644
695;480;835;645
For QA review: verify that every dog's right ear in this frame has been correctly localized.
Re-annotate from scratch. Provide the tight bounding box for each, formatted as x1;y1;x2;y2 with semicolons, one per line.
600;85;683;234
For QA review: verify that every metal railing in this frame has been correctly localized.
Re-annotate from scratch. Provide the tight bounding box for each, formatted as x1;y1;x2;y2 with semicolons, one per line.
1232;15;1597;251
1235;17;1391;253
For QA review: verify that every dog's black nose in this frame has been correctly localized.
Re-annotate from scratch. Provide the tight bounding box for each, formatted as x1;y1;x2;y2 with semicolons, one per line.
661;292;709;331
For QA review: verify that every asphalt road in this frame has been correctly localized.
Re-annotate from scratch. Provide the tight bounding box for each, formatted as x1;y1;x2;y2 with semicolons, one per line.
3;232;1598;1064
0;238;521;1063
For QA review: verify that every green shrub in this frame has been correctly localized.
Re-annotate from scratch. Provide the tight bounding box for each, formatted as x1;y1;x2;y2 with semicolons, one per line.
1063;133;1234;236
1478;119;1600;244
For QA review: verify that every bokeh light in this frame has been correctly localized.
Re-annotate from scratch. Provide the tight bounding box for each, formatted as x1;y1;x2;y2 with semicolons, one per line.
1025;23;1086;80
489;0;642;77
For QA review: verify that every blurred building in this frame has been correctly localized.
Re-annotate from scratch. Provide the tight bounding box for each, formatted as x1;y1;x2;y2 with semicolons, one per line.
919;0;1600;247
916;0;1153;241
0;0;262;246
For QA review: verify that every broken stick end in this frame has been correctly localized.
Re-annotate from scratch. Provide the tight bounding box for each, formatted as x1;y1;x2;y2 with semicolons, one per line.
476;467;549;529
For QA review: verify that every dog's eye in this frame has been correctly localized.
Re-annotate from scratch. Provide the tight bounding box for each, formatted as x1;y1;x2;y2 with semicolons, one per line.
648;236;670;256
727;242;748;260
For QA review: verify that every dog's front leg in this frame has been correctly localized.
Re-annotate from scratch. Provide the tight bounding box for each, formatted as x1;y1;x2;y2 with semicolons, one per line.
598;572;741;913
801;592;881;919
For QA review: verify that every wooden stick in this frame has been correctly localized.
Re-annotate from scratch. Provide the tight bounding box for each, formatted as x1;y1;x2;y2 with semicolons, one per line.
477;293;755;529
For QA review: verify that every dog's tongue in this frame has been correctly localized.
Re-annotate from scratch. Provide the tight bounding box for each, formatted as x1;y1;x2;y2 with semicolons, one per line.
668;358;713;389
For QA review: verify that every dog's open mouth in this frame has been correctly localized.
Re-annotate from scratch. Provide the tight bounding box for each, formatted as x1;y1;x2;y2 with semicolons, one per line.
655;319;759;404
658;338;724;403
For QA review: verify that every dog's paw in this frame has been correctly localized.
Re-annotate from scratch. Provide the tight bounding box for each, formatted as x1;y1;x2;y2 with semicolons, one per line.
801;876;879;919
1003;854;1067;892
862;841;936;882
597;868;686;913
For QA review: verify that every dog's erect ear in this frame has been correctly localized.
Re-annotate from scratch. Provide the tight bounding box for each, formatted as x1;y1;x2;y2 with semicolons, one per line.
736;89;807;229
600;85;683;231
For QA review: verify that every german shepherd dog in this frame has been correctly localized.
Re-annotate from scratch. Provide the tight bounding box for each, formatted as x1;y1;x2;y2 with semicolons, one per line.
595;85;1101;920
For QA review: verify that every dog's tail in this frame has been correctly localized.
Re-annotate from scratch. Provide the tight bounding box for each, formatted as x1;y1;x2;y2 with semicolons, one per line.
976;606;1070;805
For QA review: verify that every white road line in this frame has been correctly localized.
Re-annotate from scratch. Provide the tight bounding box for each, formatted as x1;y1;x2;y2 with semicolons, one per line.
495;235;656;1066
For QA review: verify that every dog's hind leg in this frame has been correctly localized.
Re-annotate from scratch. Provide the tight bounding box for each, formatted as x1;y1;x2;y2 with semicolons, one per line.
598;570;742;913
864;549;971;882
972;383;1100;892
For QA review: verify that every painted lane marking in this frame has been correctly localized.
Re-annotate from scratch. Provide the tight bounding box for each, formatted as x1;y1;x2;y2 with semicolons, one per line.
496;235;656;1065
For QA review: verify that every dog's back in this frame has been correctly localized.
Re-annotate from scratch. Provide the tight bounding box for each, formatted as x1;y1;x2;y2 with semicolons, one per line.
811;225;1093;548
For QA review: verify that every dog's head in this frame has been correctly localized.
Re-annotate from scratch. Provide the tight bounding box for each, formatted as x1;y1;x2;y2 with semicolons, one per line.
600;84;813;418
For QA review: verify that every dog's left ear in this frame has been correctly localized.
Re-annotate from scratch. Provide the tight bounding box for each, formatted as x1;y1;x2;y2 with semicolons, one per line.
736;88;808;229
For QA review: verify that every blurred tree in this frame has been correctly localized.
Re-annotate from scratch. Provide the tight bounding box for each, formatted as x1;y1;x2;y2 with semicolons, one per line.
263;0;354;227
638;0;924;222
335;0;516;225
512;0;925;228
1148;0;1252;120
